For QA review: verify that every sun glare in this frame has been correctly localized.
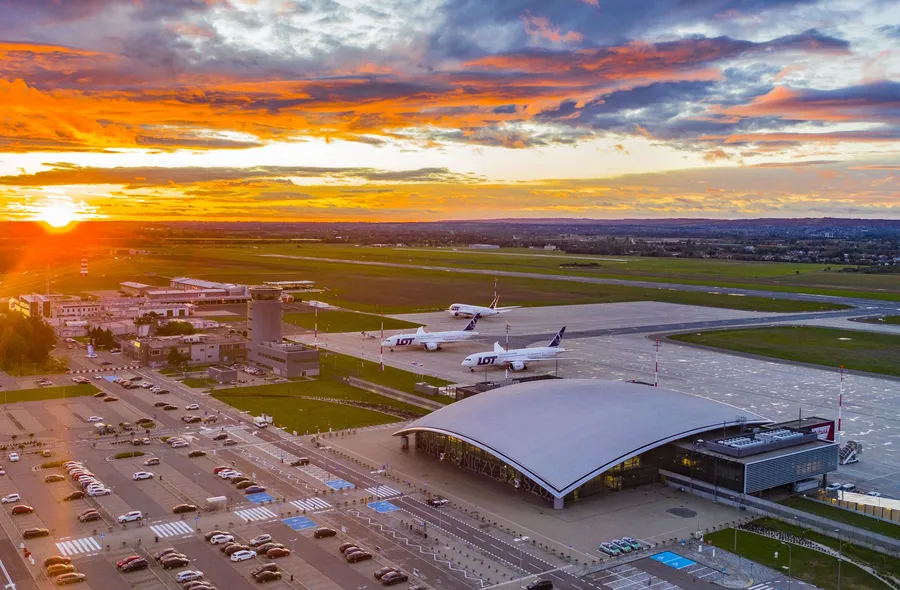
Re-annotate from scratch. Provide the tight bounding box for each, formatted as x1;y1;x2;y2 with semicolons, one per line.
33;200;79;229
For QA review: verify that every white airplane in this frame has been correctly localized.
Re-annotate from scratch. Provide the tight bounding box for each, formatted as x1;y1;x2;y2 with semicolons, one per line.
447;295;519;318
383;317;480;351
461;327;569;372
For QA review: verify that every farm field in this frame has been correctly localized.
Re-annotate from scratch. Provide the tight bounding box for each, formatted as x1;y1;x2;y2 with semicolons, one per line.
0;246;852;314
670;326;900;377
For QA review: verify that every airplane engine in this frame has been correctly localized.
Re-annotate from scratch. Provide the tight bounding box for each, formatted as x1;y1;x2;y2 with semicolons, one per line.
424;342;440;351
509;361;526;371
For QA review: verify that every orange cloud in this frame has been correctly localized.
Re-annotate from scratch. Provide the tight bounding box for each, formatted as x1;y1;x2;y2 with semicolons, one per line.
521;11;583;44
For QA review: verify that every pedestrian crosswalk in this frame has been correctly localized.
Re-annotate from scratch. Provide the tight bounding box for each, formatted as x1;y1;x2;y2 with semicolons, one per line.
56;537;101;556
366;485;401;499
291;497;332;512
150;520;195;538
235;506;279;522
748;584;779;590
298;464;332;482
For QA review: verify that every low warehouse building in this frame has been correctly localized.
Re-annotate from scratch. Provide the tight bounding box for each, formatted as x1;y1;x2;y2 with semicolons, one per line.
394;379;838;509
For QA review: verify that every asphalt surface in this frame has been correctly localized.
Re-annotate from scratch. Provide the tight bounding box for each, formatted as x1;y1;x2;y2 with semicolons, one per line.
0;536;37;590
73;556;130;590
173;537;256;590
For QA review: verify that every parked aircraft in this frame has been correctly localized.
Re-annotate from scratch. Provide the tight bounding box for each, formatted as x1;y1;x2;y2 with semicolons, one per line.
447;295;519;318
461;327;569;372
382;317;480;351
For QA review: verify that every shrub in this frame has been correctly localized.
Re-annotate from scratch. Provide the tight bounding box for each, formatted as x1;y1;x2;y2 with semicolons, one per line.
40;460;69;469
160;436;170;442
114;451;145;460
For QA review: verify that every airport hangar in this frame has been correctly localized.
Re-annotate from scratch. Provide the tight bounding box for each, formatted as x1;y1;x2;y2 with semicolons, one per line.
394;380;839;510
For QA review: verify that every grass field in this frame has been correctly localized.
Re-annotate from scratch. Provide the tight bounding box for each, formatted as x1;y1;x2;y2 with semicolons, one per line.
780;497;900;540
2;383;98;403
181;377;216;388
283;310;420;333
706;527;889;590
751;517;900;581
212;379;428;434
859;315;900;325
670;327;900;377
320;350;451;400
0;246;856;314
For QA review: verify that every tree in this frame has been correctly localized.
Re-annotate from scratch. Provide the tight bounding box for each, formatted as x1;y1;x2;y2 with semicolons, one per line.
156;321;195;337
166;347;189;371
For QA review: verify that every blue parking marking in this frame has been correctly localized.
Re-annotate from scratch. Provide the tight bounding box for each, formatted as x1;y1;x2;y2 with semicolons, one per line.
246;492;276;504
325;479;353;490
102;375;118;382
651;551;696;570
367;500;399;513
282;516;317;531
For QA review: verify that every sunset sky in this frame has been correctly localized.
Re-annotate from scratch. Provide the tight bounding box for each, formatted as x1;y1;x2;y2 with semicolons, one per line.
0;0;898;223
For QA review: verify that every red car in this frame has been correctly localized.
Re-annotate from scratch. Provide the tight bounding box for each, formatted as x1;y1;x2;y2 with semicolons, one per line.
117;555;142;569
212;466;232;474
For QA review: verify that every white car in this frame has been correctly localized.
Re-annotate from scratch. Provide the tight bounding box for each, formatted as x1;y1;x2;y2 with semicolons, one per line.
93;375;105;380
841;483;857;491
185;404;200;411
150;386;162;393
209;534;234;545
133;472;154;481
230;549;257;562
87;488;111;496
174;571;204;583
117;511;142;523
867;491;884;497
87;416;103;423
218;470;240;479
170;441;189;449
1;493;20;504
140;382;153;389
8;453;19;462
825;483;843;491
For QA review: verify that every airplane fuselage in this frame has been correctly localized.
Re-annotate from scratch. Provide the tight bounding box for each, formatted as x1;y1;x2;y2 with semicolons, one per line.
448;304;499;318
383;331;479;350
461;346;566;368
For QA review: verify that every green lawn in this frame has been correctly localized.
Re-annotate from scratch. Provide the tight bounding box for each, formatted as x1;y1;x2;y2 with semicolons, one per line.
752;517;900;582
781;497;900;540
283;310;420;333
4;356;69;377
670;327;900;377
706;528;889;590
1;383;98;403
181;377;216;388
320;350;452;400
859;315;900;325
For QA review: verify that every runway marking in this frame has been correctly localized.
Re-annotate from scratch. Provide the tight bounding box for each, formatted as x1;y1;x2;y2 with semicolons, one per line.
0;557;16;590
150;521;194;538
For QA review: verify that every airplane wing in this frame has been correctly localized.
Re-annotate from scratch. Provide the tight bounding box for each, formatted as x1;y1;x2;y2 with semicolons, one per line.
494;307;522;313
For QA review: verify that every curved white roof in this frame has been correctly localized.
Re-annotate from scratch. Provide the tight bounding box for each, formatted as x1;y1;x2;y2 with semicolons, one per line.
395;379;767;498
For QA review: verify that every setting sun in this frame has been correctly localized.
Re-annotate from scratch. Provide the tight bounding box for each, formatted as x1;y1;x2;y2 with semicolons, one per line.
33;199;79;229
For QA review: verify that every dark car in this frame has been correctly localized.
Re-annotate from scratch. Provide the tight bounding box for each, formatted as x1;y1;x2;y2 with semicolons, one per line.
23;528;50;539
254;571;282;583
153;548;181;561
525;580;553;590
161;556;190;569
93;392;106;398
204;530;228;541
244;485;266;494
117;555;142;568
346;551;372;563
265;547;290;558
234;480;253;489
44;474;65;483
219;542;239;554
339;543;359;554
47;564;76;577
223;439;237;446
11;504;34;515
251;563;278;576
78;511;101;523
55;572;86;585
172;504;198;514
224;544;249;556
426;496;449;507
103;396;119;402
182;582;213;590
163;405;177;411
313;528;336;539
212;433;228;441
374;567;396;580
44;556;72;568
290;458;310;467
255;542;279;554
155;389;169;395
154;401;169;407
144;458;160;466
381;572;409;586
121;559;148;573
182;416;202;424
100;361;113;366
188;450;206;458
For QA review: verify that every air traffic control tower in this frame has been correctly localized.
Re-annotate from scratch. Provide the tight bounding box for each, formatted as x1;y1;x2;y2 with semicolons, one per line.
247;285;284;345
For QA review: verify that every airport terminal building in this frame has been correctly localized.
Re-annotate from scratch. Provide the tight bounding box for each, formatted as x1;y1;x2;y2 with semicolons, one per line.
395;380;838;509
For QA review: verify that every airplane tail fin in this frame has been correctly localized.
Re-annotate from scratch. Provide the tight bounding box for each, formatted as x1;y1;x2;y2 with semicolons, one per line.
463;316;479;331
416;326;426;335
548;326;566;348
493;341;505;353
489;295;500;309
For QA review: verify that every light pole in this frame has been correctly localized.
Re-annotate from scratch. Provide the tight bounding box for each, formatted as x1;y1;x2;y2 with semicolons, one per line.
514;536;529;572
835;529;842;589
779;541;792;590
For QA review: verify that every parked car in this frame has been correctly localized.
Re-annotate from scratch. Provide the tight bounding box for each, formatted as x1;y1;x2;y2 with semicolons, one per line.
611;539;632;553
213;433;228;441
54;572;87;585
381;572;409;586
374;567;396;580
209;533;234;545
103;396;119;402
188;450;207;458
23;528;50;539
172;504;198;514
426;496;449;507
313;528;336;539
255;542;280;554
224;544;250;557
265;547;291;558
345;551;371;563
45;474;65;483
212;466;232;474
175;571;204;583
244;485;266;494
339;543;359;554
254;571;282;583
223;439;237;446
235;480;254;489
117;510;143;523
840;483;857;491
44;556;72;568
153;548;181;561
290;458;310;466
8;453;19;462
525;580;553;590
622;537;643;551
78;511;101;523
63;491;84;501
87;488;111;496
230;550;257;562
47;564;76;577
93;392;106;398
249;534;272;546
161;556;190;569
599;542;621;556
87;416;103;422
204;530;228;541
163;405;178;411
825;482;843;491
170;440;188;448
1;493;21;504
154;401;168;407
116;555;143;569
121;559;148;573
144;458;161;466
186;404;200;410
11;504;34;515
